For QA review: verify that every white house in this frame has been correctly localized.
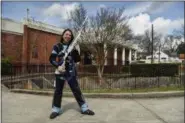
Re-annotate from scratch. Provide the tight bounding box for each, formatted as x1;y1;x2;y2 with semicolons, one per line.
146;51;169;63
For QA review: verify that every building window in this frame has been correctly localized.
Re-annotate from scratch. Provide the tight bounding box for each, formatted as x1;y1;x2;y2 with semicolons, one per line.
32;46;38;58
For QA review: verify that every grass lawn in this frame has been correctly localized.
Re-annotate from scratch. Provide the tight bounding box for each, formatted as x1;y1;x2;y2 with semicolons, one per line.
65;85;184;93
22;85;184;93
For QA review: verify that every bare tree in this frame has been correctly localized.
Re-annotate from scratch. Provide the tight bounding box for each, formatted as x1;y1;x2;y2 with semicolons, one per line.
69;3;87;33
69;6;133;85
173;24;184;38
135;29;161;55
176;42;185;55
163;34;183;56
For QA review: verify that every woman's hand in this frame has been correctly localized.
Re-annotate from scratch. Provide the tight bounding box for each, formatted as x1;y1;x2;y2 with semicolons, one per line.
58;64;66;72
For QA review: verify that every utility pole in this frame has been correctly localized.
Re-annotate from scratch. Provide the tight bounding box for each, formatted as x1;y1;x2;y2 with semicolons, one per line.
158;43;161;63
151;24;154;64
27;8;29;21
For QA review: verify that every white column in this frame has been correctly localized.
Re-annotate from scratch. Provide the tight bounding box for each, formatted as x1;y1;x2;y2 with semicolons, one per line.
134;50;137;60
122;47;125;65
104;43;107;65
129;49;132;62
114;47;117;65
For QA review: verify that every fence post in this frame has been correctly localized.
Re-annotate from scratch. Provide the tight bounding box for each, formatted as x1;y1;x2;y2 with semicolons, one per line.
179;64;181;86
135;77;136;89
157;76;160;88
10;64;13;89
183;61;185;86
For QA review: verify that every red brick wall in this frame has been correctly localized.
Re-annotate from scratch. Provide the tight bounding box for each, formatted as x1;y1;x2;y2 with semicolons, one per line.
1;32;23;64
22;25;28;65
106;47;123;65
107;48;114;65
27;27;61;65
2;25;62;65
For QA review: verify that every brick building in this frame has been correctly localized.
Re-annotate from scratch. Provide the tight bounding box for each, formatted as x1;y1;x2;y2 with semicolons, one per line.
2;18;138;68
2;18;63;65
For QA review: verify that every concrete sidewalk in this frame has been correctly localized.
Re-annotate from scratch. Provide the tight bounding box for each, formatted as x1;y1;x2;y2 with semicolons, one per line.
11;89;184;98
2;90;184;123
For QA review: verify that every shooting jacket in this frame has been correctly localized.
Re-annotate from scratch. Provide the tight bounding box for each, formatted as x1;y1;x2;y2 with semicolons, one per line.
49;42;81;80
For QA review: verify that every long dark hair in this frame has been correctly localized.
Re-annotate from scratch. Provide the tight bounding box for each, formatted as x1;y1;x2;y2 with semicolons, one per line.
60;28;74;45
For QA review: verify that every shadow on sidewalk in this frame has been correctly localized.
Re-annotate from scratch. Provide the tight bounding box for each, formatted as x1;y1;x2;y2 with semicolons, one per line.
62;101;80;112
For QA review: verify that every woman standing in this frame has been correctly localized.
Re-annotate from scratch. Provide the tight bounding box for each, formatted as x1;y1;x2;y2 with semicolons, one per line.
49;29;95;119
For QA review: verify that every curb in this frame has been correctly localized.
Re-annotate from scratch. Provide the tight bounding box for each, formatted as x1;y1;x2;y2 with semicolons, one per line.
10;89;184;99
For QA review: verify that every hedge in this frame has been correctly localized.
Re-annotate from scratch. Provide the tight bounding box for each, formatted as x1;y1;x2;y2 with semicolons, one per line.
77;64;180;77
1;58;12;75
77;65;129;74
130;64;180;77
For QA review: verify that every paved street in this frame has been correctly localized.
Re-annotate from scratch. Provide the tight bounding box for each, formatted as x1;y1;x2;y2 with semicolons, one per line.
2;90;184;123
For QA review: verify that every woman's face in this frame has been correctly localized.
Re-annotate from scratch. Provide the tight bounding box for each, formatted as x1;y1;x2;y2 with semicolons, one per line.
63;31;72;43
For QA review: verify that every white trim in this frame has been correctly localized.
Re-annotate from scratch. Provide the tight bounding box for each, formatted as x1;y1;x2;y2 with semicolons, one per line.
129;49;132;62
2;30;23;35
23;18;64;35
114;47;117;65
122;48;125;65
2;18;22;25
2;18;24;34
134;51;137;60
2;17;64;35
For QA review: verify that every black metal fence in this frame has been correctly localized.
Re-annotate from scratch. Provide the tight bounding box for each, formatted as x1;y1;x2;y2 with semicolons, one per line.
1;63;185;91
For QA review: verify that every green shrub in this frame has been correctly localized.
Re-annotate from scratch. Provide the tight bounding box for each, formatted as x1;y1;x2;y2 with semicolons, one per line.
130;64;180;77
1;58;12;75
80;65;130;74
